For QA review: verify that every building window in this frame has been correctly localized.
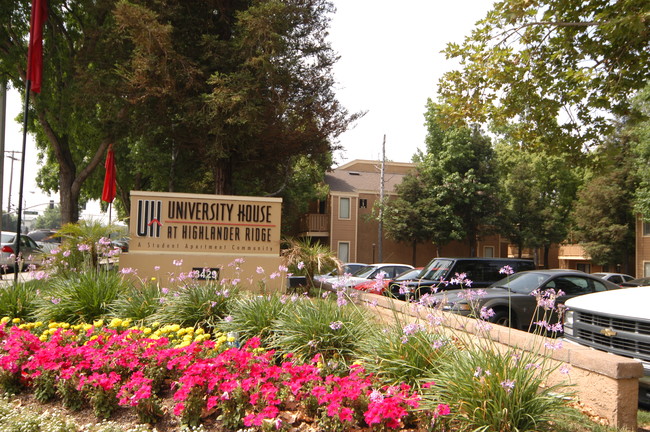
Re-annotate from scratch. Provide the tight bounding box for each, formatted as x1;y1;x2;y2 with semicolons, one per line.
644;221;650;236
576;263;591;273
645;262;650;277
339;197;350;219
338;242;350;262
483;246;494;258
359;199;368;208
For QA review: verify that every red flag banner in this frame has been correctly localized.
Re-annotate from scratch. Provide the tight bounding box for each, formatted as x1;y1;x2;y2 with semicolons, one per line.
26;0;47;93
102;146;117;203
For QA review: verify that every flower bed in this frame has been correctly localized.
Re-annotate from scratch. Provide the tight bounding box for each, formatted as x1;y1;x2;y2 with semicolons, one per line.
0;319;447;431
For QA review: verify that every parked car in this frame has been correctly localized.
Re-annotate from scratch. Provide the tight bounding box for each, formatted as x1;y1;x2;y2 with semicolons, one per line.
388;257;537;300
0;231;44;272
431;269;621;332
322;263;413;291
352;267;423;295
620;276;650;288
111;237;129;252
27;229;61;253
27;229;60;243
563;287;650;406
314;262;367;283
591;272;635;286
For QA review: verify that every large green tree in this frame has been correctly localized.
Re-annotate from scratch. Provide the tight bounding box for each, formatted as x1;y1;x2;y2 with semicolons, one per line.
631;84;650;218
383;103;499;257
571;168;636;272
437;0;650;153
383;167;463;263
497;144;582;266
1;0;129;224
0;0;358;224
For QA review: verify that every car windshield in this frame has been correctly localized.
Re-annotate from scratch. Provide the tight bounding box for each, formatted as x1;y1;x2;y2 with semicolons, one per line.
1;233;15;243
395;268;421;281
420;259;453;280
491;272;554;294
352;265;379;278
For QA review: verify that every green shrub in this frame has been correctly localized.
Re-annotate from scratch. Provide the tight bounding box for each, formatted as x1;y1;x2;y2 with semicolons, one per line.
426;341;577;431
0;280;43;320
110;281;162;322
33;271;127;324
271;297;372;367
148;282;239;332
218;293;293;347
358;317;453;389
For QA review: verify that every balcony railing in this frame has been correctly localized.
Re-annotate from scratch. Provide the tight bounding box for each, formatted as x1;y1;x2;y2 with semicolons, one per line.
558;244;589;260
300;213;329;234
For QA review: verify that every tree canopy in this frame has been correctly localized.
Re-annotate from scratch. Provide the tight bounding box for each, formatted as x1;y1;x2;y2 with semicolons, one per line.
437;0;650;154
0;0;358;224
383;103;499;257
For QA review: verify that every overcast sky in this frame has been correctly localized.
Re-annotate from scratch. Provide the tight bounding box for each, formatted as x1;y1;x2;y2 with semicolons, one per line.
2;1;493;211
329;0;492;165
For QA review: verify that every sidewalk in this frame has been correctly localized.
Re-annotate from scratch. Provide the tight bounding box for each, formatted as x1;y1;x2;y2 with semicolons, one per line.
0;271;35;285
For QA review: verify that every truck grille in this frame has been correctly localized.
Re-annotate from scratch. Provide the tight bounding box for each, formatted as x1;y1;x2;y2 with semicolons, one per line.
570;311;650;362
579;312;650;334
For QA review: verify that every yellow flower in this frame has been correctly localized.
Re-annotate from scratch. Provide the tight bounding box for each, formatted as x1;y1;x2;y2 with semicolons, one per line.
0;317;10;324
170;324;180;333
93;320;104;327
11;318;21;324
109;318;122;328
143;328;152;335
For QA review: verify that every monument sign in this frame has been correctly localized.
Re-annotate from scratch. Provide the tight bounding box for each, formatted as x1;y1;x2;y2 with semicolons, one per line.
119;191;284;290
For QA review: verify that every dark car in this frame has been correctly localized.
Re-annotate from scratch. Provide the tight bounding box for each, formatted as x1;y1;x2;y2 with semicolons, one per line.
388;257;536;300
431;269;622;332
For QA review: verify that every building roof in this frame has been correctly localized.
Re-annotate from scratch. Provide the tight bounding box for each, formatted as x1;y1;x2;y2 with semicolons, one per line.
326;160;415;194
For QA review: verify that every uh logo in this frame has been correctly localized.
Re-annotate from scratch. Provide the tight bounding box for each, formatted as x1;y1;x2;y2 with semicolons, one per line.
136;200;163;238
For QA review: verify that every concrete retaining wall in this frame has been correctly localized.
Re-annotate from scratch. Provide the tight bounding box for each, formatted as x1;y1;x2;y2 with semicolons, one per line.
361;293;644;430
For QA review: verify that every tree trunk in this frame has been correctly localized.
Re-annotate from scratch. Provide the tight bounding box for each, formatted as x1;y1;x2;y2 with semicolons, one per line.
35;105;110;224
543;244;550;269
213;158;233;195
411;240;417;266
58;176;79;225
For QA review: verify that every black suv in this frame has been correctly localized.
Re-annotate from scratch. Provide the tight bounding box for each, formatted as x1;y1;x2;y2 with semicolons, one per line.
388;257;536;300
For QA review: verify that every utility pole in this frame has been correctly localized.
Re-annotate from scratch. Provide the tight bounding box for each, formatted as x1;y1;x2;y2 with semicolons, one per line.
377;135;386;263
0;78;6;232
6;151;20;215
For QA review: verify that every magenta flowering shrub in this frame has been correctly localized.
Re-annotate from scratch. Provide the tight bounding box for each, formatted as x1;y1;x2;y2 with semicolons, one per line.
0;321;448;430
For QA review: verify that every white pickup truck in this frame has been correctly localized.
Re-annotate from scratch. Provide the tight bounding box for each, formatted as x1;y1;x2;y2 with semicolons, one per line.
563;286;650;406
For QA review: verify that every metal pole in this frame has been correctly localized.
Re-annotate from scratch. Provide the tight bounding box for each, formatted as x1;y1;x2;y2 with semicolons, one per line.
377;135;385;263
0;78;6;233
6;153;19;215
15;80;31;282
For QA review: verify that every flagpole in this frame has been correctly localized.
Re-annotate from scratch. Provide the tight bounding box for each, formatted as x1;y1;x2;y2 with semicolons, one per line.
14;80;31;282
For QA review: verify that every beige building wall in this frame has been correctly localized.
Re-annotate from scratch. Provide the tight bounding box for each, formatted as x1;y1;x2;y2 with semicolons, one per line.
636;215;650;277
329;193;358;262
